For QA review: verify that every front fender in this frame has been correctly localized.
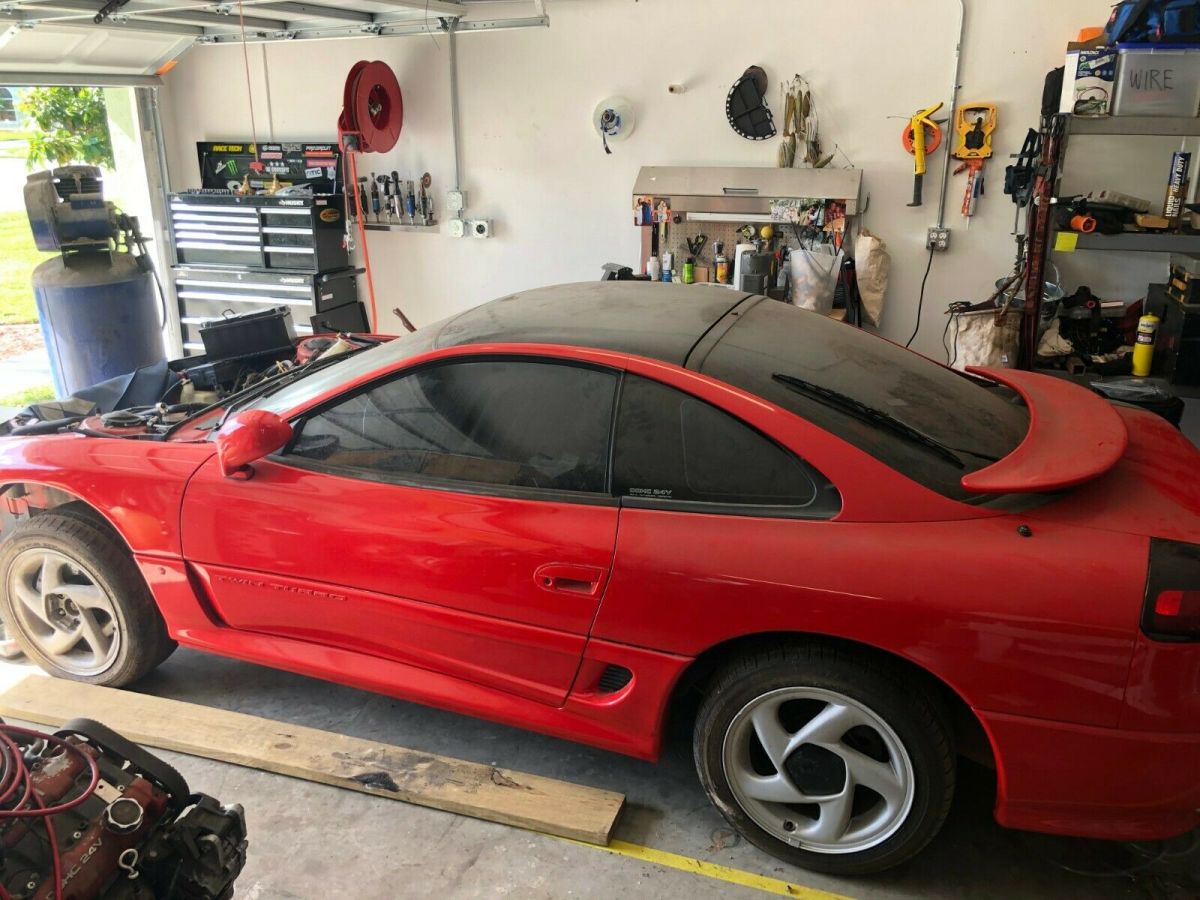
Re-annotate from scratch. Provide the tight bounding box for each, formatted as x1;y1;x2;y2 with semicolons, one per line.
0;434;215;556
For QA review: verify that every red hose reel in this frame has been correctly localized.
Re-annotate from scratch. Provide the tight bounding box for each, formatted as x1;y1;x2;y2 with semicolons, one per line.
338;60;403;153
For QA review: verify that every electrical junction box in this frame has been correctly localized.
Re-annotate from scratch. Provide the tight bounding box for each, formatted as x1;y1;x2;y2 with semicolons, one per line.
448;219;465;238
446;190;466;214
927;227;951;252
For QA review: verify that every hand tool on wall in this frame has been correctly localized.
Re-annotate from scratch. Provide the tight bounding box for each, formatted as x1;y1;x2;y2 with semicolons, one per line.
390;171;402;222
356;177;369;224
378;175;393;223
686;234;707;262
952;103;996;218
406;181;417;225
369;173;381;223
901;102;945;208
420;172;433;226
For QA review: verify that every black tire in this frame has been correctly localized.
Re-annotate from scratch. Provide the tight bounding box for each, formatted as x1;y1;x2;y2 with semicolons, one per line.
694;641;955;876
0;511;175;686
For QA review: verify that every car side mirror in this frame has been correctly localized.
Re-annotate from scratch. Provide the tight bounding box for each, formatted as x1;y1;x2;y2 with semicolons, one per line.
215;410;293;478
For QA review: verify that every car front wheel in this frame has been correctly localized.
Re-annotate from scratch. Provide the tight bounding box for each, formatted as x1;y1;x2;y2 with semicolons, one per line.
694;642;955;875
0;511;174;686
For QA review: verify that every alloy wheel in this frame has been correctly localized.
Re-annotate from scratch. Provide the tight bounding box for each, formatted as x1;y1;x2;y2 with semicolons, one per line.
722;686;916;854
6;548;121;677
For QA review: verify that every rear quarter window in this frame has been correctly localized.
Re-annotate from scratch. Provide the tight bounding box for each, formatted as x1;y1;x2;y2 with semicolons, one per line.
700;301;1029;501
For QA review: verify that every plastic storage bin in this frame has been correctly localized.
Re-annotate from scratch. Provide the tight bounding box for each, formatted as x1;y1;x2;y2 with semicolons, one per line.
1112;46;1200;116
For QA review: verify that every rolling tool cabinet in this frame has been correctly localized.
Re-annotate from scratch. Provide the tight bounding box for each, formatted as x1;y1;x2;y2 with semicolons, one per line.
168;191;367;355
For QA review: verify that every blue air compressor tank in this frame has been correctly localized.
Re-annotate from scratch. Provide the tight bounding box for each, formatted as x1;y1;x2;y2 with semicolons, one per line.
32;253;164;397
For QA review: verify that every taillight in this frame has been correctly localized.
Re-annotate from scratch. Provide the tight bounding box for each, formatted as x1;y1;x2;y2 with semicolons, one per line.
1142;539;1200;642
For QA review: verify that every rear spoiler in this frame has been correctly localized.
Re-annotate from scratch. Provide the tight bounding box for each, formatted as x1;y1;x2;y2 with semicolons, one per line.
961;367;1128;494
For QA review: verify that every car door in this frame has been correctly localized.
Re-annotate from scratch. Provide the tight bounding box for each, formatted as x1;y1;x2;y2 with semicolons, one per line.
180;356;620;705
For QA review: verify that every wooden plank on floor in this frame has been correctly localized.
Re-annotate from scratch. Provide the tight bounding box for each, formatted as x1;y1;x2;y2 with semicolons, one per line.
0;676;624;844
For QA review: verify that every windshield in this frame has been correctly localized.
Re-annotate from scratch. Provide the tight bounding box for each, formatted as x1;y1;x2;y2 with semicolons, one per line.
702;301;1029;501
244;325;442;417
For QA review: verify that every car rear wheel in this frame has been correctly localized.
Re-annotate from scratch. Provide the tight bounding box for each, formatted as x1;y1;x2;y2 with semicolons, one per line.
694;642;955;875
0;512;174;686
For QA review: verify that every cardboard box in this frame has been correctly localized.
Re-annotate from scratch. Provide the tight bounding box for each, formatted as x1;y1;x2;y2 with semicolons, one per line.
1061;47;1118;116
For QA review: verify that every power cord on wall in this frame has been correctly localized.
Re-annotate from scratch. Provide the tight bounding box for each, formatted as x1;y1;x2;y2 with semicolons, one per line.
905;248;936;349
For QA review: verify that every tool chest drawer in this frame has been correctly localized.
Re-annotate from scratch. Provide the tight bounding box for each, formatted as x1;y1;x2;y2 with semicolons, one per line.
169;192;349;273
172;266;360;355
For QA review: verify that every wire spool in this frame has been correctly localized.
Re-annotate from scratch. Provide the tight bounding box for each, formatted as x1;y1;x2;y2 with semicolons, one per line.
901;119;942;155
338;60;403;153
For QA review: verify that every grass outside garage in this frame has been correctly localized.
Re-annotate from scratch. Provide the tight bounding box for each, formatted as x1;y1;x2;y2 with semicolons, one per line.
0;210;50;326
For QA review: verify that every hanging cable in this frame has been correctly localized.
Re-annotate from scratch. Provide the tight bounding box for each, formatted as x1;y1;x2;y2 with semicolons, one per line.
348;151;380;329
236;0;261;166
905;248;936;349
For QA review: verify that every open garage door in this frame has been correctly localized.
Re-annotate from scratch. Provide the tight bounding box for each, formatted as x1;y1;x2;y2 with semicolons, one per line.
0;1;547;82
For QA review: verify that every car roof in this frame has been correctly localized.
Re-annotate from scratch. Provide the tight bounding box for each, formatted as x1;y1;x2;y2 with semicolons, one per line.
432;281;755;366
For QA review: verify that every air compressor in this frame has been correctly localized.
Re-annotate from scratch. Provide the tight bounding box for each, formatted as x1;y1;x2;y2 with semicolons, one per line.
24;166;165;396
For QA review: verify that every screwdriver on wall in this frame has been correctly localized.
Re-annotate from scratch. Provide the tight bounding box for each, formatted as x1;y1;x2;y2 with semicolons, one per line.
406;180;417;225
369;174;381;223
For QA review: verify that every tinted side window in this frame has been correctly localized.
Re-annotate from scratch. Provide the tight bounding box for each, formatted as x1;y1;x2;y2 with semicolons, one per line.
288;360;617;494
613;376;839;515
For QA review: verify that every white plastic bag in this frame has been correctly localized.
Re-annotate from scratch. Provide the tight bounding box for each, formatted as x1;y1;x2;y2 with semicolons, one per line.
853;230;891;326
790;244;842;315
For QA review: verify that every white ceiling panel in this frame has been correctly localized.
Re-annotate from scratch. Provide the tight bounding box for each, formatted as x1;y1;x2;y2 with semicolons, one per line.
0;0;545;79
0;22;192;76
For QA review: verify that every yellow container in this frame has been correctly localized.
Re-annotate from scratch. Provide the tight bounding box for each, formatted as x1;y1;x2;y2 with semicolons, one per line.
1132;313;1161;377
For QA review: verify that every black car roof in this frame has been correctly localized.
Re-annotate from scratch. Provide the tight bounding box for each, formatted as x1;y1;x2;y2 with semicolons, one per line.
432;281;755;366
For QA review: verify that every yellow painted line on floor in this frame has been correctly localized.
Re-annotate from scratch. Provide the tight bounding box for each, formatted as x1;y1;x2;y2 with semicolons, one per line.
555;837;856;899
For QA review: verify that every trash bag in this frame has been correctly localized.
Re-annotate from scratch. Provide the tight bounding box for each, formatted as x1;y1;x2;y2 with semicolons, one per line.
790;244;843;315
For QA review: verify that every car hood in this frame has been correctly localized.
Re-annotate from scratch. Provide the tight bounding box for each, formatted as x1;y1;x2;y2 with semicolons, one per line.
961;368;1128;494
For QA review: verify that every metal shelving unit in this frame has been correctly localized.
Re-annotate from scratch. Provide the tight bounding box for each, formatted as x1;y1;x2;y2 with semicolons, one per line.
1053;115;1200;257
1064;115;1200;137
1072;232;1200;252
1022;114;1200;365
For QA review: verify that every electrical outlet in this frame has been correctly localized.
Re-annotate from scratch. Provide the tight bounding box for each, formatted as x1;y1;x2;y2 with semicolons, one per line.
468;219;492;238
927;227;951;252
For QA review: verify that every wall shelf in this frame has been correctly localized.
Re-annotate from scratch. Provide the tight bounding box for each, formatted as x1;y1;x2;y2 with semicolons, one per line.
1063;232;1200;252
1067;116;1200;137
363;222;440;233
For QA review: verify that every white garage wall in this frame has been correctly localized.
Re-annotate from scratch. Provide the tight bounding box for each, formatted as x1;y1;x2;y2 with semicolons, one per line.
160;0;1139;358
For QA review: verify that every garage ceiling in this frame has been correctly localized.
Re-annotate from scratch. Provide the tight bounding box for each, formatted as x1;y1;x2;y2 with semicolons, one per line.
0;0;547;79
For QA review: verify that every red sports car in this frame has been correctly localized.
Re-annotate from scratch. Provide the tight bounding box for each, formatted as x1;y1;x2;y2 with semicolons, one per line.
1;283;1197;874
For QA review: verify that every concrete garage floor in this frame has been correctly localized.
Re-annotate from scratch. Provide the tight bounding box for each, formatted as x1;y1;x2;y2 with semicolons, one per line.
2;652;1194;899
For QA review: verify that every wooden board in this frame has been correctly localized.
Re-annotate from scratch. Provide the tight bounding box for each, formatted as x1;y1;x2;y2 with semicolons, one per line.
0;676;624;845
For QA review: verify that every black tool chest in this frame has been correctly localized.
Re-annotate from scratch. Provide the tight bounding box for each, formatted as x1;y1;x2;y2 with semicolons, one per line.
168;192;349;272
172;266;361;354
169;190;367;357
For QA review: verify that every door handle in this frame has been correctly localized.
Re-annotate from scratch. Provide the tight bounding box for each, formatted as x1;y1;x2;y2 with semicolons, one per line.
534;563;606;597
